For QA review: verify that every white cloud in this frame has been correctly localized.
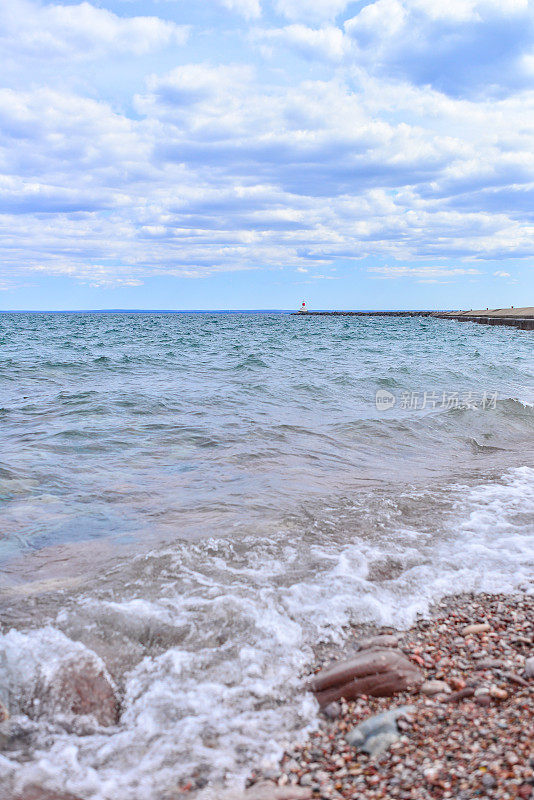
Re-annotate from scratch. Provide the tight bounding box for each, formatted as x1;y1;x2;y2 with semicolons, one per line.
494;270;511;277
1;2;534;289
219;0;261;19
257;25;350;61
369;265;482;279
274;0;353;23
409;0;527;22
345;0;406;39
344;0;534;96
0;0;189;60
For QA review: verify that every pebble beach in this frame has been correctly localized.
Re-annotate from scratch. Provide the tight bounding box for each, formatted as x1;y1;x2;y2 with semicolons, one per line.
245;593;534;800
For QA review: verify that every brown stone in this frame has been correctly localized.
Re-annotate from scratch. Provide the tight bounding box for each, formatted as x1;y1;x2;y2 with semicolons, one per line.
52;654;119;726
489;685;508;701
309;649;423;706
443;687;475;703
0;700;8;723
355;634;400;651
504;672;528;687
474;694;491;706
2;788;82;800
244;784;312;800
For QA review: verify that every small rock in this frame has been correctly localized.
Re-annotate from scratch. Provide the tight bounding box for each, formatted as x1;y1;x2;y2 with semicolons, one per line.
244;782;312;800
0;629;119;727
475;694;491;706
421;680;451;696
0;700;8;723
444;687;475;703
481;774;496;789
346;704;415;757
12;789;83;800
361;730;400;757
355;634;400;651
473;659;504;670
489;686;508;701
424;765;443;785
321;702;341;720
462;623;491;636
505;671;529;687
525;657;534;679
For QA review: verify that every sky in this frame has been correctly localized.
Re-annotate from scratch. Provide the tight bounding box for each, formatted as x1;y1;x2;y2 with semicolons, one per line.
1;0;534;310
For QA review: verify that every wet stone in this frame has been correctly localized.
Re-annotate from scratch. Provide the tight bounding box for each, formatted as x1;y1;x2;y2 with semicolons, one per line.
346;705;415;756
9;789;83;800
321;702;341;720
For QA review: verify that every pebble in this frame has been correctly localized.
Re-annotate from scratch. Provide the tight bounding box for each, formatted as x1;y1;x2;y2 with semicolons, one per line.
525;657;534;679
462;623;491;636
322;702;341;720
475;694;491;707
346;705;415;757
0;700;9;723
244;784;313;800
421;680;451;696
444;687;475;703
489;686;508;701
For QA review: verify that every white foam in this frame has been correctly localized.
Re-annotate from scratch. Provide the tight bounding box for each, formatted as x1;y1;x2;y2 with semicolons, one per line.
0;468;532;799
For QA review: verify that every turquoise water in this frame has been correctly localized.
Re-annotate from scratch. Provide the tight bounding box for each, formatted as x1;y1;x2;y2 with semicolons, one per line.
0;312;533;798
1;312;532;558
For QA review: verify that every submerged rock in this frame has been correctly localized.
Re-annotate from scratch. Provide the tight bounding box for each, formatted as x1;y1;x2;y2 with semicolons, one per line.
310;649;423;706
243;783;312;799
0;627;119;727
346;705;415;757
8;789;82;800
355;634;400;651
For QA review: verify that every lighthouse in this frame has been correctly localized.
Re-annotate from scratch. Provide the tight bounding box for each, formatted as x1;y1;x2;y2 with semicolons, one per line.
298;301;308;314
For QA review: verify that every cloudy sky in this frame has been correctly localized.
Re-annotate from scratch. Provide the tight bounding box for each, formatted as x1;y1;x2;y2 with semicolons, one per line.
1;0;533;309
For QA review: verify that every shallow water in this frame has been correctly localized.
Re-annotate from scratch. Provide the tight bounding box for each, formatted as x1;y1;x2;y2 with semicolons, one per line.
0;312;533;798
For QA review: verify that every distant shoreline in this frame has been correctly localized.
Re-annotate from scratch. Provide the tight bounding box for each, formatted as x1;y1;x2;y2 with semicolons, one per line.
0;308;449;314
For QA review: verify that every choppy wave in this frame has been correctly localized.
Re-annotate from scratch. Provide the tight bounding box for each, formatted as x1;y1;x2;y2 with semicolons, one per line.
0;312;532;798
1;466;533;799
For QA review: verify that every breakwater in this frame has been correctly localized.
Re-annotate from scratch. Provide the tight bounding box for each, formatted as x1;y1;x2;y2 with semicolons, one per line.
293;307;534;329
433;308;534;330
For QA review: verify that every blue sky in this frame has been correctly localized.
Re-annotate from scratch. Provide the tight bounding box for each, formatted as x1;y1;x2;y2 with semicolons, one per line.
1;0;533;310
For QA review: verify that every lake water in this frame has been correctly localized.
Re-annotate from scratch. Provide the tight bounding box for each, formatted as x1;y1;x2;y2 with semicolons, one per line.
0;312;533;798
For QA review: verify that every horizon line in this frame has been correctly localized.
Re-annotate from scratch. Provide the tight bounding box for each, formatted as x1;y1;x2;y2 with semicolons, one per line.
0;307;447;314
